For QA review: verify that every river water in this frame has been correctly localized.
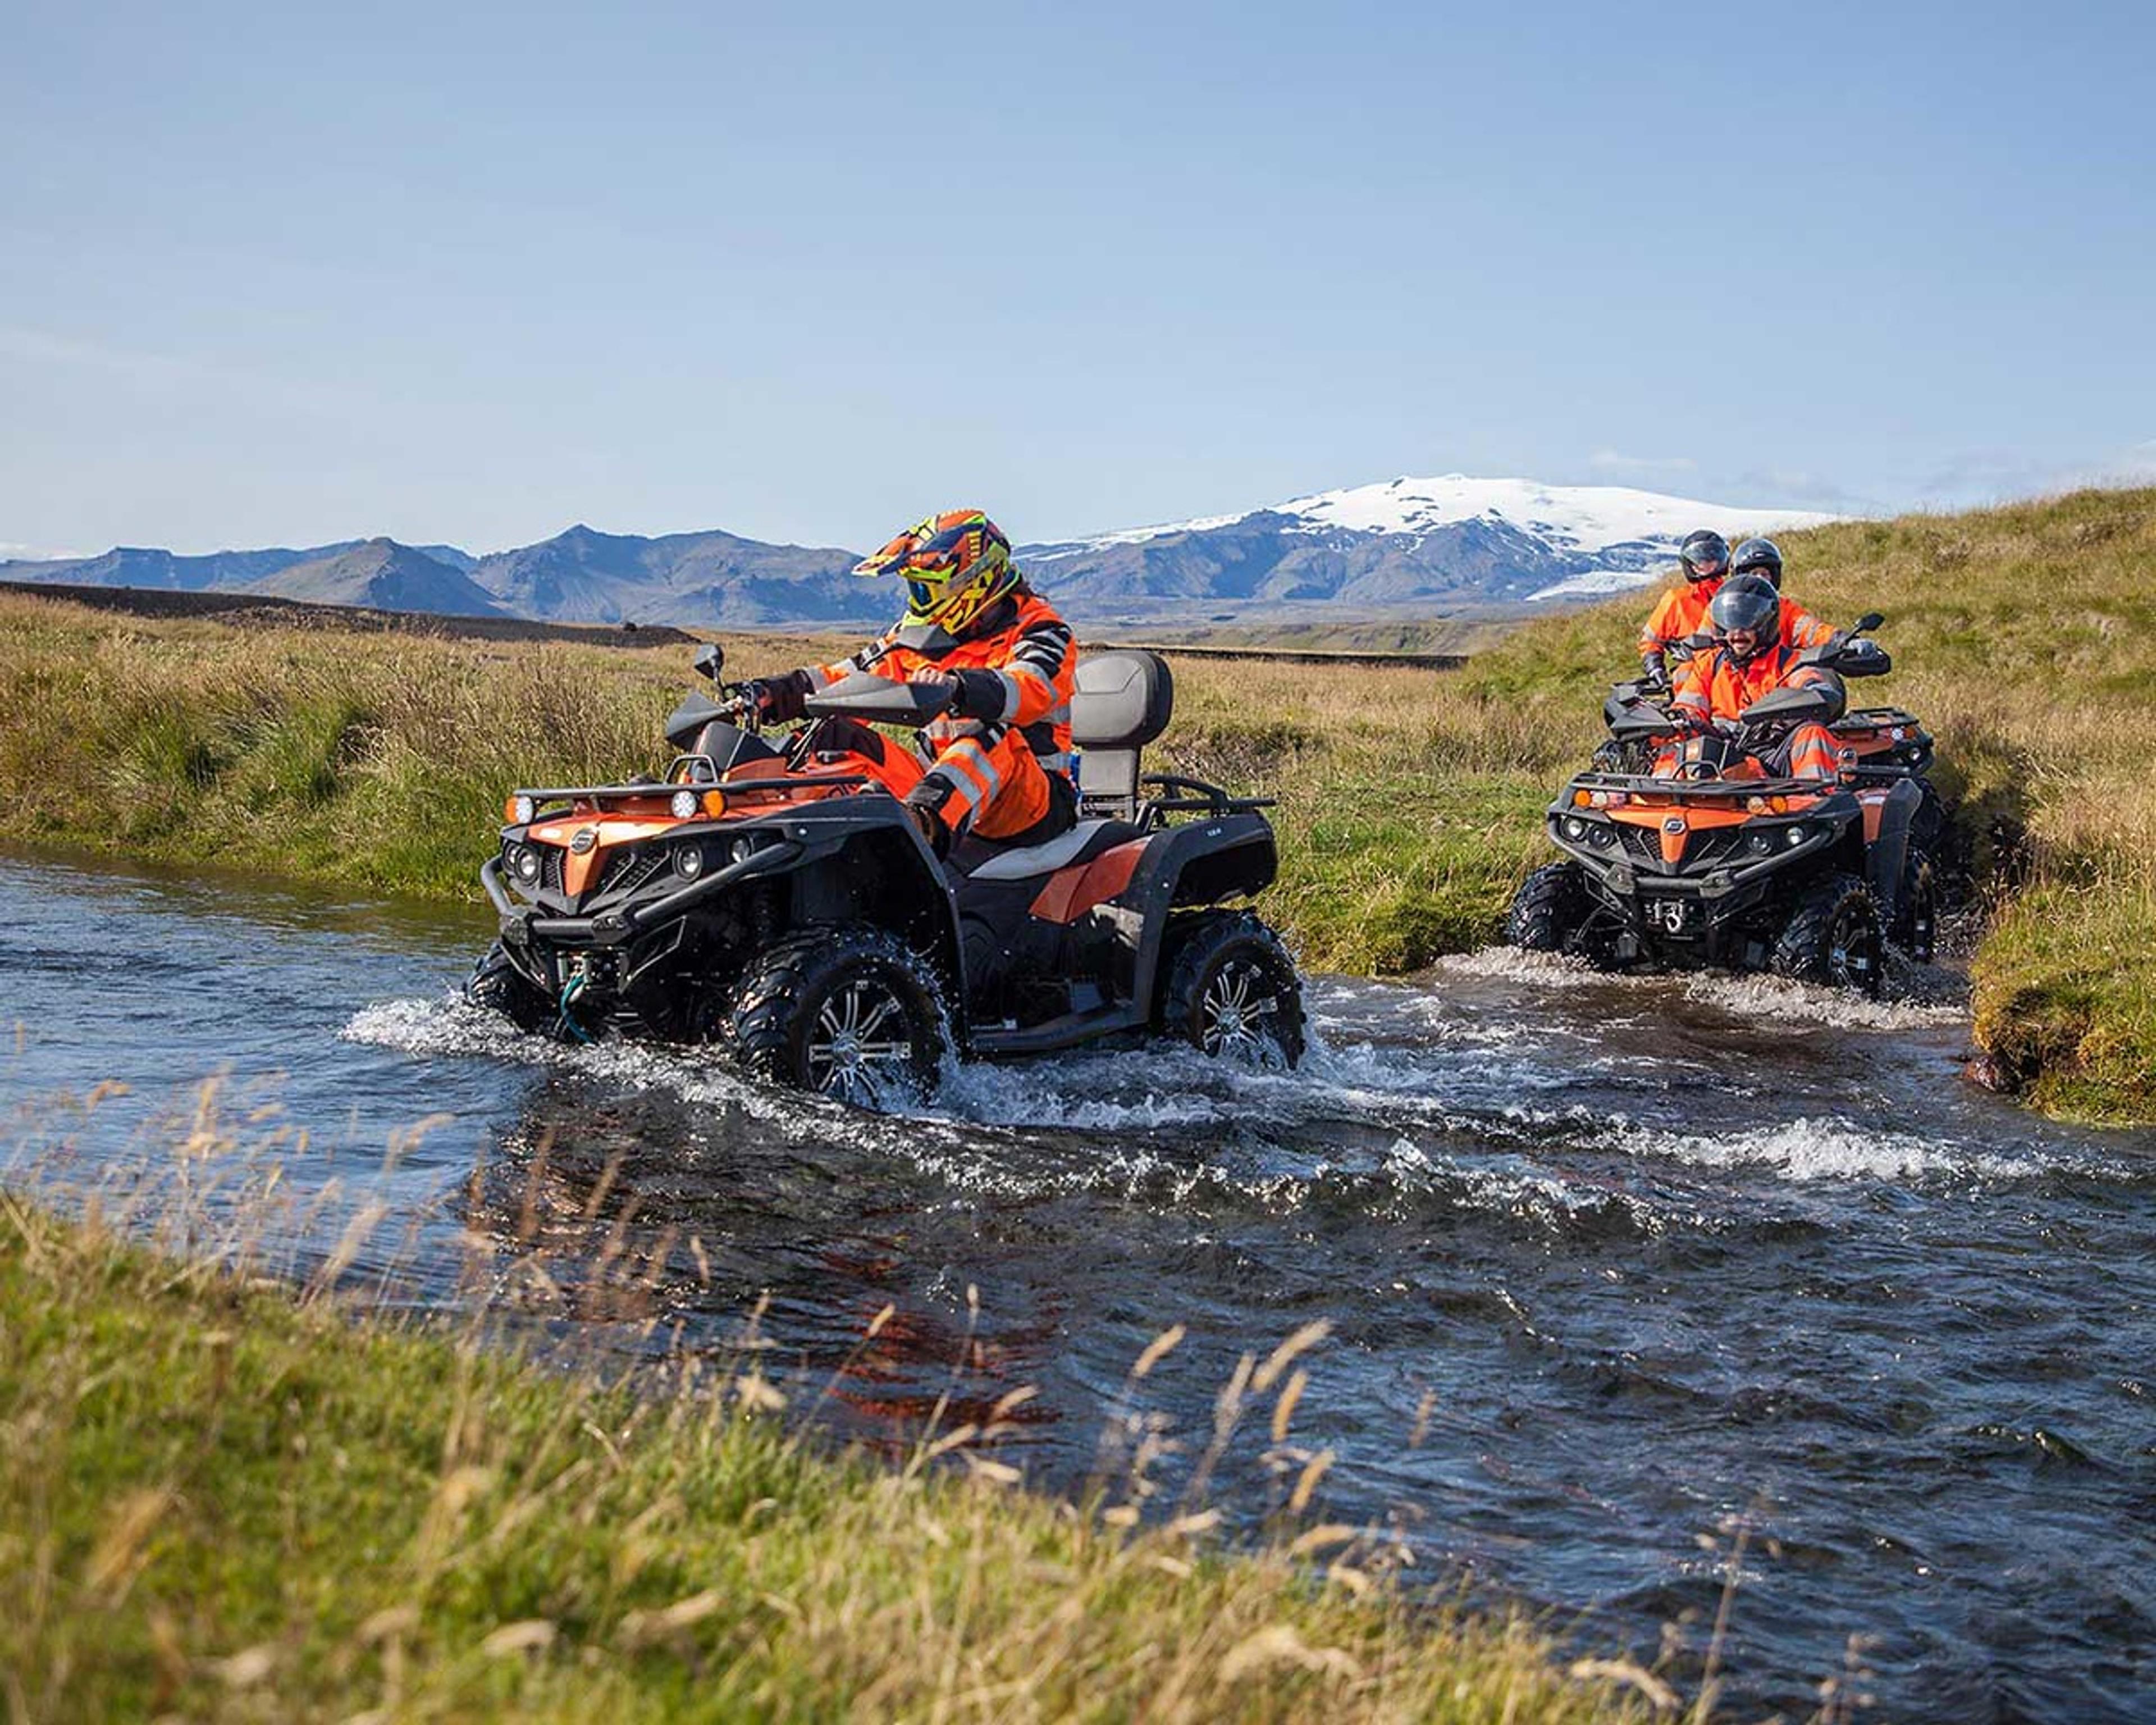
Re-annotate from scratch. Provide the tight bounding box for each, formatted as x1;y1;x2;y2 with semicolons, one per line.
4;852;2151;1723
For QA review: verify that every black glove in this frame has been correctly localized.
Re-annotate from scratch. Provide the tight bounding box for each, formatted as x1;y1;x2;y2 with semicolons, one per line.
741;670;812;723
947;668;1007;721
902;777;956;856
1638;653;1670;697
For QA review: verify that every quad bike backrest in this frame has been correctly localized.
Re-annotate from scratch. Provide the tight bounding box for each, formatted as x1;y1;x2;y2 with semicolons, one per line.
1071;650;1175;816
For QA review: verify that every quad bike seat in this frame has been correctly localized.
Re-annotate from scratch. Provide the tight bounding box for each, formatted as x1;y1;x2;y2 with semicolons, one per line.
960;816;1143;880
1070;649;1175;820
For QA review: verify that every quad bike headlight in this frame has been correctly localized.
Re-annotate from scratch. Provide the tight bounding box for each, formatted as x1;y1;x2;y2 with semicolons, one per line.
1561;815;1589;841
1747;829;1776;856
669;789;700;820
1784;824;1809;848
508;794;536;826
1588;824;1618;848
729;834;760;865
509;842;542;884
671;842;706;880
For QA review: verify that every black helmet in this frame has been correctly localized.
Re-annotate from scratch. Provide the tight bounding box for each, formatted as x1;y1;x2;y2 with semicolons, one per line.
1729;536;1784;590
1678;529;1730;583
1708;572;1781;659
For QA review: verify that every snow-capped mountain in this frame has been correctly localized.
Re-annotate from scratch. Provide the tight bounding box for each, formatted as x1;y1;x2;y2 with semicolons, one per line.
2;473;1846;631
1018;474;1842;615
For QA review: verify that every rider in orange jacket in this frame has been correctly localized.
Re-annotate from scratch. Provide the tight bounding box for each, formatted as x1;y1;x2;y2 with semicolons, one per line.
1666;573;1843;781
742;509;1077;855
1727;536;1833;652
1637;529;1730;690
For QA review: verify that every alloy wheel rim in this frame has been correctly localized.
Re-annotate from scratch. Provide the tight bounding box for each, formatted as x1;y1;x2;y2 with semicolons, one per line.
806;974;917;1105
1827;904;1881;988
1200;958;1281;1059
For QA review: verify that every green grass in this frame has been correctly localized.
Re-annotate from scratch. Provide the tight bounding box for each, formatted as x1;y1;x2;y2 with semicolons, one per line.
2;487;2153;1121
0;1193;1658;1723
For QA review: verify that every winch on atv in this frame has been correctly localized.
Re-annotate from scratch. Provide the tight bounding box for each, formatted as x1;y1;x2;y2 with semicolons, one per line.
1511;613;1943;992
468;645;1305;1105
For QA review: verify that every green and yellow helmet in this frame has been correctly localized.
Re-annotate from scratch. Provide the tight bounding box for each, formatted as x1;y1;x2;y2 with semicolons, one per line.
853;508;1020;633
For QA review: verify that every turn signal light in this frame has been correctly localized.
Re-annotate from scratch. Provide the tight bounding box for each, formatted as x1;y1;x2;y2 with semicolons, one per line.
1572;789;1593;808
702;790;728;818
506;794;535;825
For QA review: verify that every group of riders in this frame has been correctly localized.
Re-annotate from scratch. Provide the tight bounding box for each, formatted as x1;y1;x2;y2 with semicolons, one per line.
732;510;1847;869
1637;528;1848;783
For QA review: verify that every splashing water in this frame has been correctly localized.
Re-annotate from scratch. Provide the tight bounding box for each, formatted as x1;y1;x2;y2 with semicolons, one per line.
9;852;2156;1724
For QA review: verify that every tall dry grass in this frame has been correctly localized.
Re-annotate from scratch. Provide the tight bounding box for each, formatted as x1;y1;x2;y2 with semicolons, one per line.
1;1084;1678;1723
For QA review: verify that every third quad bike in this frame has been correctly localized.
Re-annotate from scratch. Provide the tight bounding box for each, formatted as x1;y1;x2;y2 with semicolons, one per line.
1510;614;1939;993
467;645;1305;1104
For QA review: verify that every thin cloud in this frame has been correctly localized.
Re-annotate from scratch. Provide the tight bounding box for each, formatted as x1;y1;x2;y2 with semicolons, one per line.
0;542;88;562
1912;441;2156;508
2081;440;2156;486
1587;449;1699;477
1730;468;1888;515
0;322;339;417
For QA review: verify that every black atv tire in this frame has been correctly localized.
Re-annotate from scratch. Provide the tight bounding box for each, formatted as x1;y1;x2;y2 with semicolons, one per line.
467;941;554;1033
1508;861;1621;966
1770;873;1884;997
1893;853;1940;965
720;923;949;1107
1158;910;1306;1067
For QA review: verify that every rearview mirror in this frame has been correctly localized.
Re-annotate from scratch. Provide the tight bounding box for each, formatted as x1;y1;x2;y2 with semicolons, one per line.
691;642;725;682
1853;611;1885;635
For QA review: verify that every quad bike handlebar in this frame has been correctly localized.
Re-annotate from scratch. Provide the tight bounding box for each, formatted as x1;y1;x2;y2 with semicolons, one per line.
803;670;957;726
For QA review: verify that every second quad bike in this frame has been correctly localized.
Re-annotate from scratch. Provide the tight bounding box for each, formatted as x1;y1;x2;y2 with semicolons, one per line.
1511;614;1939;993
1597;627;1947;862
467;645;1305;1104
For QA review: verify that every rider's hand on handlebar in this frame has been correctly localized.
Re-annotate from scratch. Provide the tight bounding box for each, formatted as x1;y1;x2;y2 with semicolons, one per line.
739;672;810;724
908;671;960;713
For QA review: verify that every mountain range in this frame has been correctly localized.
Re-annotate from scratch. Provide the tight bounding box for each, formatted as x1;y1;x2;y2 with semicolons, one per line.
0;474;1839;630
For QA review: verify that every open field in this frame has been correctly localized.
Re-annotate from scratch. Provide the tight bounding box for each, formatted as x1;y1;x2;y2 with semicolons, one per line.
0;1186;1656;1723
0;484;2150;1121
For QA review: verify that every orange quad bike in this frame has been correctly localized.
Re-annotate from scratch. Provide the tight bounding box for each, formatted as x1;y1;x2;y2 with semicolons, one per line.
466;646;1304;1105
1511;614;1939;994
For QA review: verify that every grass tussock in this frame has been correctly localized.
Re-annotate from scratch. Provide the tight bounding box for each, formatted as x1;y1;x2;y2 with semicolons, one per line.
2;487;2153;1121
0;1185;1660;1724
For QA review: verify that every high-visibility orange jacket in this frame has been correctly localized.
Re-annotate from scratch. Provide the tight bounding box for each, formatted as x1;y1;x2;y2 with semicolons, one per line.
1641;579;1834;661
1778;599;1834;649
1639;577;1721;661
1671;641;1832;722
804;585;1076;839
1670;642;1842;779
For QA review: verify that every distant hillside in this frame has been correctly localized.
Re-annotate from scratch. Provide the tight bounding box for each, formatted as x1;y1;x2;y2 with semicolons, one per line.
0;539;482;596
470;524;880;628
255;539;506;616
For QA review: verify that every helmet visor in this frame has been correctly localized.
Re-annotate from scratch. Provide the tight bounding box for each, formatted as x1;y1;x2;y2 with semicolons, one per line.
904;574;959;622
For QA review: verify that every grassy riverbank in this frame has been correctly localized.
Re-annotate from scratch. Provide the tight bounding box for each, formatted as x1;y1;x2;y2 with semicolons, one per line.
1;484;2151;1120
0;1194;1653;1722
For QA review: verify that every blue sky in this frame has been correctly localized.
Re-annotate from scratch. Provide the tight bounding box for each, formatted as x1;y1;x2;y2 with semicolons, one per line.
3;0;2151;556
